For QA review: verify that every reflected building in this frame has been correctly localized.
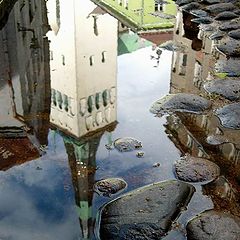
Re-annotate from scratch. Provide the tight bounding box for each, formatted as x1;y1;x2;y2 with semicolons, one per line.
0;0;51;145
0;0;51;168
165;7;240;209
47;0;118;238
47;0;118;138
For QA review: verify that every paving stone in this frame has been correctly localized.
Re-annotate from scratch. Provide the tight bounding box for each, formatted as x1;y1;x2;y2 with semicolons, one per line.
174;155;220;183
98;180;195;240
186;210;240;240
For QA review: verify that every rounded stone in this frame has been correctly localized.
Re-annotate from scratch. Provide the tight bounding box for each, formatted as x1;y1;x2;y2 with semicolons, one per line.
216;40;240;58
191;17;213;24
94;178;127;197
203;79;240;101
190;9;208;17
215;58;240;77
150;93;211;115
219;21;240;31
228;29;240;40
214;11;239;21
215;103;240;129
182;2;201;11
114;137;142;152
209;31;225;40
206;135;229;145
98;180;195;240
174;155;220;183
205;3;236;14
186;210;240;240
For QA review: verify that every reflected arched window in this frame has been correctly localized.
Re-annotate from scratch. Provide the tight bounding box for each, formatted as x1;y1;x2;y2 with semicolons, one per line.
89;55;94;66
87;95;94;113
51;89;57;106
56;91;63;109
102;51;106;63
102;89;110;107
95;93;102;109
63;94;68;112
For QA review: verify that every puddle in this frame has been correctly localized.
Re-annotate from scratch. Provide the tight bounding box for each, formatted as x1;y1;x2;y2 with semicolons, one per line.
0;0;240;239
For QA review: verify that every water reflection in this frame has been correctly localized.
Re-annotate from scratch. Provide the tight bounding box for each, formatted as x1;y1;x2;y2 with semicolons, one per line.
166;6;240;215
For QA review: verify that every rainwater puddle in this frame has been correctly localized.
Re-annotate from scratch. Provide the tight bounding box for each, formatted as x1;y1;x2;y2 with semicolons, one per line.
0;0;240;239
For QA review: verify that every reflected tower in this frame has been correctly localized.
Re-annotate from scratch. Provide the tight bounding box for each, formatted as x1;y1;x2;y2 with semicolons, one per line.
47;0;118;238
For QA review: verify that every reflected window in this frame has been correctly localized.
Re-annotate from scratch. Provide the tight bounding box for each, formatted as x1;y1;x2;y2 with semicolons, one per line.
51;89;57;106
56;91;63;109
63;94;68;112
90;55;94;66
50;51;53;60
178;53;187;75
102;89;110;107
102;51;106;63
93;16;99;36
62;54;65;65
95;93;102;109
87;95;94;113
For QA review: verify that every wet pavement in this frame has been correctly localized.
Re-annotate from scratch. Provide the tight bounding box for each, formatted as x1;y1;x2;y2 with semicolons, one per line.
0;0;240;239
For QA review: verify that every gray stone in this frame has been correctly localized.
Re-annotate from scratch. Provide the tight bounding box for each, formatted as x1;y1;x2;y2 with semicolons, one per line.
206;135;229;145
114;137;142;152
229;29;240;40
203;79;240;101
186;210;240;240
205;3;236;14
219;21;240;31
190;9;208;17
182;2;201;11
174;155;220;183
191;17;213;24
176;0;195;7
215;58;240;77
215;103;240;129
209;31;225;40
216;40;240;57
201;0;222;4
94;178;127;197
214;11;239;21
0;126;26;138
150;93;211;115
98;180;195;240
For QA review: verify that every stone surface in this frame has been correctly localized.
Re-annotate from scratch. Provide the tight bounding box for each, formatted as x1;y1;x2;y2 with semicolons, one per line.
203;79;240;101
150;93;211;115
215;58;240;77
214;11;239;20
216;40;240;57
215;103;240;129
186;210;240;240
114;137;142;152
191;17;213;24
205;3;236;14
174;155;220;183
190;9;208;17
182;2;201;11
176;0;195;7
209;31;225;40
99;180;195;240
94;178;127;197
228;29;240;40
219;21;240;31
206;135;229;145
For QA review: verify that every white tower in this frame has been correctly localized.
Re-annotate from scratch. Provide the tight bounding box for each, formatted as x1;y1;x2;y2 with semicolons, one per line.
47;0;118;138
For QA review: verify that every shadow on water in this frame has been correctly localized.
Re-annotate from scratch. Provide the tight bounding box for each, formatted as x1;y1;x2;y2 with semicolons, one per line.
0;0;240;239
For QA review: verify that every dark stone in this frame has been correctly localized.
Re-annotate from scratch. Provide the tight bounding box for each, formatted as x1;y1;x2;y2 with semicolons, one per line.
219;21;240;31
176;0;195;6
99;180;195;240
216;40;240;57
174;155;220;183
203;79;240;101
205;3;236;14
94;178;127;197
214;11;239;20
229;29;240;40
0;127;26;138
215;58;240;77
186;210;240;240
200;0;221;4
191;17;213;24
215;103;240;129
114;137;142;152
190;9;208;17
209;31;225;40
150;93;211;115
182;2;201;11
